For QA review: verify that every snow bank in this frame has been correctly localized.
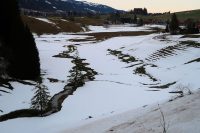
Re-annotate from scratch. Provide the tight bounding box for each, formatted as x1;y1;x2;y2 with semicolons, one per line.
64;90;200;133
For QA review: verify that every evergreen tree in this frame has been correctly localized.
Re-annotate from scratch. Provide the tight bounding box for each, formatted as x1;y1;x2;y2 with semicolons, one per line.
110;11;121;24
0;0;41;80
165;20;170;32
133;14;137;24
143;8;148;15
137;18;144;26
186;19;199;34
31;82;51;115
169;13;179;35
68;52;84;87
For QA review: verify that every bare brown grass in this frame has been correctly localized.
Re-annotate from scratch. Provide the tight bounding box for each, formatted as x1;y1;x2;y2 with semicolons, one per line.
75;17;104;26
22;15;60;35
22;16;83;35
49;18;83;33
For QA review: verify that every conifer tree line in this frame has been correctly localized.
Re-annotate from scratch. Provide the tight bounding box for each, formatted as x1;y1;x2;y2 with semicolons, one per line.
166;13;199;35
0;0;40;80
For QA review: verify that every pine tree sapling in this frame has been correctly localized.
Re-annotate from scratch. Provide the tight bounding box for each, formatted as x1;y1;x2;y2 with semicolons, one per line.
31;83;51;116
68;52;84;87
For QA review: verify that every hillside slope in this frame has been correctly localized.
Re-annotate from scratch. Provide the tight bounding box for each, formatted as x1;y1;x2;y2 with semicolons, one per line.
21;15;84;34
64;90;200;133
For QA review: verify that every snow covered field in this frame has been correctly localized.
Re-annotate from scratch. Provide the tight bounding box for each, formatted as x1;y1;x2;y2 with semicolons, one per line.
0;25;200;133
87;24;165;33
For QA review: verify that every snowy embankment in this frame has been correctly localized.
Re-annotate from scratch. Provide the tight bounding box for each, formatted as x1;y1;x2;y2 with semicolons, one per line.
63;90;200;133
0;25;200;133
